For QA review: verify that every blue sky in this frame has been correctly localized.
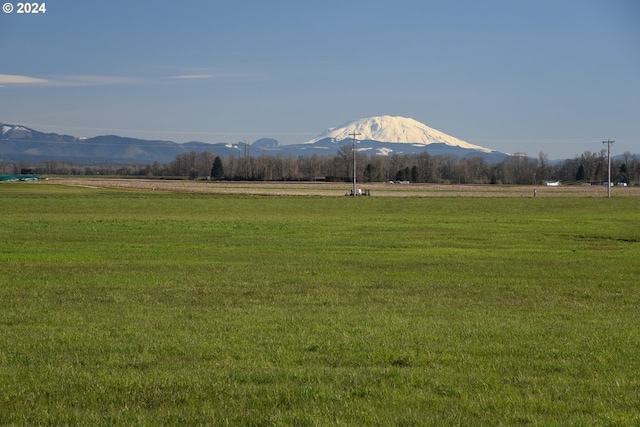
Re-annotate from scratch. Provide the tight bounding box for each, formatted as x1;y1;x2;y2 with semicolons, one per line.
1;0;638;159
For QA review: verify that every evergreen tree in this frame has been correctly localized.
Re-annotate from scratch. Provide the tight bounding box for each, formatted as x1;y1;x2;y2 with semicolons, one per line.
619;163;629;184
364;163;377;182
211;156;224;179
411;165;419;183
395;167;410;182
576;164;585;181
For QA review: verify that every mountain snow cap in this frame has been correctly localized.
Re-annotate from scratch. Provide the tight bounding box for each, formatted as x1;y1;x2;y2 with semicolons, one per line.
304;115;492;153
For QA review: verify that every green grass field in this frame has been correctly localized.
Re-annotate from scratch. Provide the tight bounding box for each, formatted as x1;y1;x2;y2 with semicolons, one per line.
1;183;639;425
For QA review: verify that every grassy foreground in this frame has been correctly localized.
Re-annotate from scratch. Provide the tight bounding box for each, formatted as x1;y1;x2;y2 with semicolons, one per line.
1;183;639;426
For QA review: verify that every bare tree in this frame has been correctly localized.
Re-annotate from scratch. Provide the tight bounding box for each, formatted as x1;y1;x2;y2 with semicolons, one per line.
536;152;549;183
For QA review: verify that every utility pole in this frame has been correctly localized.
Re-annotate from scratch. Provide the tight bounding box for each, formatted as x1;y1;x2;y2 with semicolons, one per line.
244;140;250;180
603;139;614;198
349;132;361;196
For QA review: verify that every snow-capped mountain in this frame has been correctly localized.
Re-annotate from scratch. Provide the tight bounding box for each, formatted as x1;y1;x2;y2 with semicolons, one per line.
0;118;508;164
2;124;33;139
304;115;492;153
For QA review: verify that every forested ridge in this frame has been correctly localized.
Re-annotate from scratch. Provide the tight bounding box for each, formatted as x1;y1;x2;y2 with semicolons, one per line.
6;148;639;185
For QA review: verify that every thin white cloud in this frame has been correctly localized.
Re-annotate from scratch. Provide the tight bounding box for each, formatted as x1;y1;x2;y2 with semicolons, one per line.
164;65;267;81
0;74;51;85
0;72;224;87
0;73;141;87
170;74;216;79
55;75;143;86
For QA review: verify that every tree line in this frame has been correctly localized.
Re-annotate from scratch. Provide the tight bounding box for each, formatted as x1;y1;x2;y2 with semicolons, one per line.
4;148;640;185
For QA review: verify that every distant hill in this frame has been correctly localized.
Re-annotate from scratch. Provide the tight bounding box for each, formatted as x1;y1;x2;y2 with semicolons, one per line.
1;117;509;165
0;123;247;164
